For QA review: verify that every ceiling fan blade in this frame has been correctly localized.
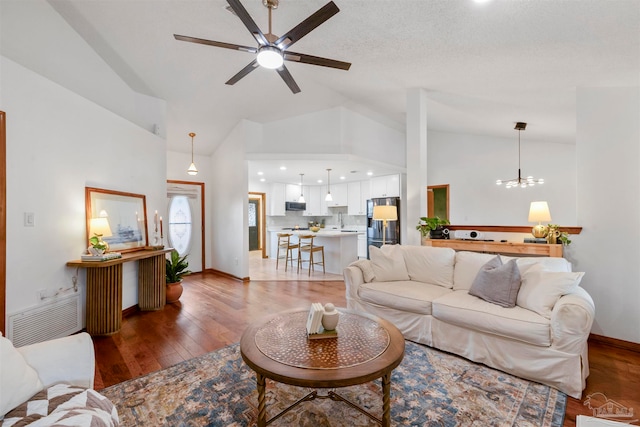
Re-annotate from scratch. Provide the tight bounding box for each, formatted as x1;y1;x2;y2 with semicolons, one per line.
276;65;301;94
275;1;339;49
226;0;269;46
174;34;257;53
284;51;351;71
225;59;260;86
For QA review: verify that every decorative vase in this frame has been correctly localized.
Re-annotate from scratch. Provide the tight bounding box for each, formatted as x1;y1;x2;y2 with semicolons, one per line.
421;235;430;245
166;281;183;303
322;303;340;331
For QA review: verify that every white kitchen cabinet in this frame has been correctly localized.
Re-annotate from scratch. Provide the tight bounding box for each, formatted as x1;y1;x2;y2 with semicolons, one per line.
326;182;348;207
370;174;400;198
348;181;368;215
285;183;302;202
303;186;322;216
269;183;285;216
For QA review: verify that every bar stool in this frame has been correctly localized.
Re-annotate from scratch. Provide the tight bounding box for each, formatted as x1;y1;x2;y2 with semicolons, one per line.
276;233;298;271
297;234;325;276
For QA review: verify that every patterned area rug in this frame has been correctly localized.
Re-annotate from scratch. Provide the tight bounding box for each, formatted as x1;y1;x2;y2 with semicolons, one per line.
101;341;566;426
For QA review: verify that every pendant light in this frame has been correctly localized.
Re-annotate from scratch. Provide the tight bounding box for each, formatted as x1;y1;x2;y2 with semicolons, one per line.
298;173;305;203
187;132;198;176
325;168;333;201
495;122;543;188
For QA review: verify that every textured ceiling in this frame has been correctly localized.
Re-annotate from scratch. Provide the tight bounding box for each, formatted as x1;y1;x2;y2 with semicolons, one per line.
3;0;639;170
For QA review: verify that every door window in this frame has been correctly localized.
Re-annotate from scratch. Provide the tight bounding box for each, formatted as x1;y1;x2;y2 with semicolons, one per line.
168;195;192;256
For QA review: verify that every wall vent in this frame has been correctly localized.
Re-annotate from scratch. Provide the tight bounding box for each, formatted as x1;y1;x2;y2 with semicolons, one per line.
8;294;82;347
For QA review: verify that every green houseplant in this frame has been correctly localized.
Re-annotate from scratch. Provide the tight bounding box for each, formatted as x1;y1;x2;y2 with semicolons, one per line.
165;250;191;303
416;216;450;239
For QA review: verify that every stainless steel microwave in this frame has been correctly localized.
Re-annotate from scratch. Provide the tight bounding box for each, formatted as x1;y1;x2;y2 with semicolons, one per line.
285;202;306;211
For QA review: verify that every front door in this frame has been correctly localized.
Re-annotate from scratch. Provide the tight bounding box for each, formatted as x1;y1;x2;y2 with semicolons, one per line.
167;182;203;273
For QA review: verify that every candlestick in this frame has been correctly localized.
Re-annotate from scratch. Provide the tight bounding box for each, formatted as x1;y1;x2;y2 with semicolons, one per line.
154;210;158;232
160;217;163;239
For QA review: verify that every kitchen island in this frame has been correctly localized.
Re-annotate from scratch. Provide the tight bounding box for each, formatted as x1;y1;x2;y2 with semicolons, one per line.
269;229;362;275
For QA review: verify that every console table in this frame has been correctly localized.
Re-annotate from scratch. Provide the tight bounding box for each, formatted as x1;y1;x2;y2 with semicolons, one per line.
422;239;563;257
67;248;172;336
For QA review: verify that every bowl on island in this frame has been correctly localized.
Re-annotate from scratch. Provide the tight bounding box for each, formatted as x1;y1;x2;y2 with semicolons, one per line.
310;226;321;232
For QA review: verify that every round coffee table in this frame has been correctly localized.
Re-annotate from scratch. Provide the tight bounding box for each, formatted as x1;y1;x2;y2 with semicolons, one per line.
240;308;405;426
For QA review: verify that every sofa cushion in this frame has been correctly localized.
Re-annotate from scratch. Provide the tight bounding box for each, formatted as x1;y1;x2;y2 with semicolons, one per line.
502;255;573;274
359;280;452;315
432;291;551;347
351;259;376;282
401;246;456;288
3;383;119;426
0;334;43;416
468;256;522;308
369;245;410;282
452;251;497;291
517;265;585;318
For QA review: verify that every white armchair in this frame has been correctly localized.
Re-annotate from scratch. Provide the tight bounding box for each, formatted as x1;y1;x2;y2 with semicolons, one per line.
1;332;117;425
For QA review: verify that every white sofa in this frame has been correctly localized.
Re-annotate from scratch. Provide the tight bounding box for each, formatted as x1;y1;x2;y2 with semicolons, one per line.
343;245;595;398
0;332;119;426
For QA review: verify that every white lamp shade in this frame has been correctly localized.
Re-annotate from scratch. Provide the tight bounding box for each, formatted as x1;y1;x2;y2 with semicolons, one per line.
187;162;198;175
528;201;551;223
89;217;112;237
373;205;397;221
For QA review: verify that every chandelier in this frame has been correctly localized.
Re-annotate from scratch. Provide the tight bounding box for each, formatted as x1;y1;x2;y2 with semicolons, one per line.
496;122;544;189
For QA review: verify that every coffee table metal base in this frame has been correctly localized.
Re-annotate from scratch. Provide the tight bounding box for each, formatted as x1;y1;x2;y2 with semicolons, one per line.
256;372;392;426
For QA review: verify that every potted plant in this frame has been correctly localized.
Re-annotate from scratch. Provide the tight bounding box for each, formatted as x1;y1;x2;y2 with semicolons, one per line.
165;250;191;303
416;216;450;241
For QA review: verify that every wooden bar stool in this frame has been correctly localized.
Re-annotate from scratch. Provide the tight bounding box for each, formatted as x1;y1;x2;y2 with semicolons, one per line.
297;234;325;276
276;233;298;271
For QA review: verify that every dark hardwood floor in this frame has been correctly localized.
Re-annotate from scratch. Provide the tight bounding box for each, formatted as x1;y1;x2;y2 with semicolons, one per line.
93;272;640;426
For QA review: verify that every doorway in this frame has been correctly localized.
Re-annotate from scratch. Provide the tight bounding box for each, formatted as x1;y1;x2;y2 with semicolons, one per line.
249;192;266;258
427;184;450;221
167;180;205;273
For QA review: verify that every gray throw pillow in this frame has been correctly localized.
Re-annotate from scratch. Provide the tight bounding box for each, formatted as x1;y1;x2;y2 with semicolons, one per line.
468;256;522;308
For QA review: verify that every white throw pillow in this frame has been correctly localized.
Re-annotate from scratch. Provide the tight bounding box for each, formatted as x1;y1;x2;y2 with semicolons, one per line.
517;264;585;318
0;334;44;416
401;246;456;288
369;245;410;282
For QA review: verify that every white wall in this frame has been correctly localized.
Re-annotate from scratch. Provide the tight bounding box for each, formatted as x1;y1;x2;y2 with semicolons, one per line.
427;130;577;226
1;56;167;321
210;120;251;279
574;87;640;343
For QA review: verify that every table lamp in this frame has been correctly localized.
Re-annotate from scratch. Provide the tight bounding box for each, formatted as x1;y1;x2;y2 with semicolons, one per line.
373;205;398;245
528;201;551;238
89;217;113;252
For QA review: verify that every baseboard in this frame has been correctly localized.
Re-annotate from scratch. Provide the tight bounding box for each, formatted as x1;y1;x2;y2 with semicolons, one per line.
589;333;640;353
204;268;250;282
123;305;139;318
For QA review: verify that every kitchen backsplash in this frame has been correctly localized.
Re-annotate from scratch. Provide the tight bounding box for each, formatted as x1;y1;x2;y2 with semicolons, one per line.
267;207;366;230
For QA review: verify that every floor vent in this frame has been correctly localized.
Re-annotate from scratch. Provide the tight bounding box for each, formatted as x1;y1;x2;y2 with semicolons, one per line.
8;294;82;347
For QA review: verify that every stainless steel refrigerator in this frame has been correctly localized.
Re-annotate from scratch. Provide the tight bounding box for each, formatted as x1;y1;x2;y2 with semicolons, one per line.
367;197;401;258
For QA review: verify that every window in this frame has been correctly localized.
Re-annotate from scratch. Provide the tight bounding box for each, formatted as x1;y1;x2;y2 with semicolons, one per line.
167;195;192;256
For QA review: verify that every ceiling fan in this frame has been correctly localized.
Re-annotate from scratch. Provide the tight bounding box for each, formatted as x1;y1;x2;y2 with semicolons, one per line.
174;0;351;94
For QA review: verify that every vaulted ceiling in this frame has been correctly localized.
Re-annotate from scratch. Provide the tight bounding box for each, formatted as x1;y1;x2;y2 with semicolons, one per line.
2;0;639;161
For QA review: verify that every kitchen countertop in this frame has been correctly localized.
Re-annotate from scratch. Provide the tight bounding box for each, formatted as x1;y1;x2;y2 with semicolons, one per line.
269;228;364;237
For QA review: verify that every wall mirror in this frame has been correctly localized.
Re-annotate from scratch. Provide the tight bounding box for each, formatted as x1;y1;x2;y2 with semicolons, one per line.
85;187;148;253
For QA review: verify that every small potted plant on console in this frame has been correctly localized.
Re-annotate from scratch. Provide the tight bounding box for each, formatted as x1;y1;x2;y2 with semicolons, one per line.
417;216;450;242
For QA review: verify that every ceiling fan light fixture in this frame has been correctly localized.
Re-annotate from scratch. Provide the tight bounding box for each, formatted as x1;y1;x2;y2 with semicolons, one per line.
256;46;283;69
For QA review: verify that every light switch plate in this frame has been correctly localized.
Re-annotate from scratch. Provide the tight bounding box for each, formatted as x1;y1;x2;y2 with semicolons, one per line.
24;212;35;227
